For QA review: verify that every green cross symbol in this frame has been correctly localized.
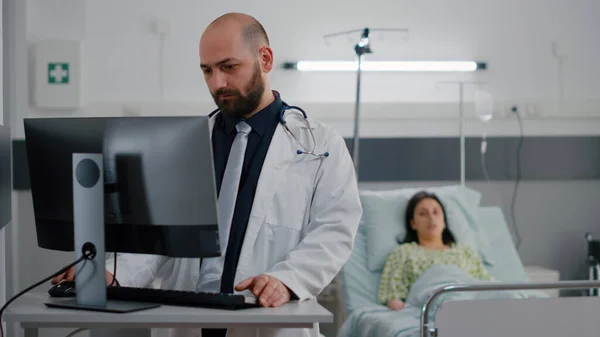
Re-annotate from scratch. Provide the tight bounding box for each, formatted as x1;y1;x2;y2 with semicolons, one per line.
48;63;69;84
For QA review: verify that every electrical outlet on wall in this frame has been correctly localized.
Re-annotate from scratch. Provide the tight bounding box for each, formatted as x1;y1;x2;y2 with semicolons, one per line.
504;102;521;117
525;102;541;117
151;19;171;36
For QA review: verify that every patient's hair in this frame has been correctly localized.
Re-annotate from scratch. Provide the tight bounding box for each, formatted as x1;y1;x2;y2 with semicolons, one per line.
401;191;456;245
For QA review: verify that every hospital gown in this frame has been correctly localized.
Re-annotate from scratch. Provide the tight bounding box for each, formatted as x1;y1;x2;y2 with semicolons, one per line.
378;242;493;303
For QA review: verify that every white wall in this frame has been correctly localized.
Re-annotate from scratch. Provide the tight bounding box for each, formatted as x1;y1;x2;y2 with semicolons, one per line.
14;0;600;139
0;0;3;127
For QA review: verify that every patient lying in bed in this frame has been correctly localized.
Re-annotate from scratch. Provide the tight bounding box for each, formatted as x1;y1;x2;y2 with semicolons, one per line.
378;191;493;311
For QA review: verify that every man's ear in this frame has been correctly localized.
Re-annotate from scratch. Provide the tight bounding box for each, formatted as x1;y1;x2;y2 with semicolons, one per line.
259;46;274;73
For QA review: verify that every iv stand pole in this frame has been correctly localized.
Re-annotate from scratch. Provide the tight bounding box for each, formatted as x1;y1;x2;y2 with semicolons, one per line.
351;28;372;177
459;82;465;186
436;80;486;186
323;27;408;177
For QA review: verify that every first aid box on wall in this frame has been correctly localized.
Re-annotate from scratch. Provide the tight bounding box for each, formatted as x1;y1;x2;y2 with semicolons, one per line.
33;39;83;109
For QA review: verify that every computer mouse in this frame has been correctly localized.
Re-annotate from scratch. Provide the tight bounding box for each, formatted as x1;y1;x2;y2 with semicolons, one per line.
48;280;76;298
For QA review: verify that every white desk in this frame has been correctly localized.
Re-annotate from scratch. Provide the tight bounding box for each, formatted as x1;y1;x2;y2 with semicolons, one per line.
3;293;333;337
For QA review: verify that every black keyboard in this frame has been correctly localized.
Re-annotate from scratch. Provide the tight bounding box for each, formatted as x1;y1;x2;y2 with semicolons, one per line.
106;286;260;310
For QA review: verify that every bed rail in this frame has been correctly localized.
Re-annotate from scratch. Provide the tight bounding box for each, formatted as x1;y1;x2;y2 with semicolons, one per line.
420;280;600;337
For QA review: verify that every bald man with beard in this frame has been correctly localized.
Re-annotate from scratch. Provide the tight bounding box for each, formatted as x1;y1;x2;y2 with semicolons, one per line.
52;12;362;337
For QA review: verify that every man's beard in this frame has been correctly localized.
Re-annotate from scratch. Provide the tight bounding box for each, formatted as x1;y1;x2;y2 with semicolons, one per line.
212;62;265;118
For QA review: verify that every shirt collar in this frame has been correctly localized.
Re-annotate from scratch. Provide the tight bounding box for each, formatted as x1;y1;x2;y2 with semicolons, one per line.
222;91;283;136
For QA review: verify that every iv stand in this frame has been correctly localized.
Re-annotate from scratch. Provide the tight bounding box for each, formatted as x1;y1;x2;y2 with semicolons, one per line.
351;29;371;177
324;28;409;177
436;81;486;186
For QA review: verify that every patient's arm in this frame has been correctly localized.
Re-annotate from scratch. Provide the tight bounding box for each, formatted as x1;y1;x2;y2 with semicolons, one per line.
378;245;409;304
464;246;495;281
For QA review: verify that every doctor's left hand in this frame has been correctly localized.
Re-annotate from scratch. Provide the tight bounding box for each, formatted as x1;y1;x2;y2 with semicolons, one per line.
235;274;291;308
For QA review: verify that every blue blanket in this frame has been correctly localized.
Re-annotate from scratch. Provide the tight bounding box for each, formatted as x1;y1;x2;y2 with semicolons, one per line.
338;265;548;337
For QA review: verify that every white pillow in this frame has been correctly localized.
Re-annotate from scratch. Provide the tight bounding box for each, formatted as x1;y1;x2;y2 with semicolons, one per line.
361;185;494;272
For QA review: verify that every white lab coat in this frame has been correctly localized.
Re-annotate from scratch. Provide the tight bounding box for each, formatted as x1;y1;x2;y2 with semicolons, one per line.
106;110;362;337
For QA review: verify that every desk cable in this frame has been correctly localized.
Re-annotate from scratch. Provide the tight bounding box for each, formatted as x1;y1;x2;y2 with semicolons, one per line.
0;243;97;337
109;252;120;287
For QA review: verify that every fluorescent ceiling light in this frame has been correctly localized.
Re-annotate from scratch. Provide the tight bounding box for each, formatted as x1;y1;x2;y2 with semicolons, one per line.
283;61;486;72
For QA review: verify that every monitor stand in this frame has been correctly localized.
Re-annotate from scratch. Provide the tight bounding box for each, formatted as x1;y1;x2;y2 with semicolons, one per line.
44;153;159;313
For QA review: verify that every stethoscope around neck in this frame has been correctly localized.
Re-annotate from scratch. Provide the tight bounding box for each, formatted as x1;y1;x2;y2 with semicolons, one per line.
208;102;329;158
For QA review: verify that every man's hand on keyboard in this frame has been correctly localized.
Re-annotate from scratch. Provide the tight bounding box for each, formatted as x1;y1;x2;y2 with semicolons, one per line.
51;266;117;286
235;274;291;308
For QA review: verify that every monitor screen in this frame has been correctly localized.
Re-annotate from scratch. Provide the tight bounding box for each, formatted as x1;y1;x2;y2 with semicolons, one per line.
24;116;221;258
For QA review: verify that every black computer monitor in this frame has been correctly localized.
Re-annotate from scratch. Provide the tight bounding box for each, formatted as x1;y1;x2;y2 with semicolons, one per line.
23;116;221;312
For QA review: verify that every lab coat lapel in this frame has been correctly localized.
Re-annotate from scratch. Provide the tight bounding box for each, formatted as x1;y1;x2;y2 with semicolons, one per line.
251;123;296;218
234;122;295;282
207;114;215;138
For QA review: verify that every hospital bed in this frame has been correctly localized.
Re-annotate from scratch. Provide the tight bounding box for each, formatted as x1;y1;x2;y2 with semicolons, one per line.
337;185;600;337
